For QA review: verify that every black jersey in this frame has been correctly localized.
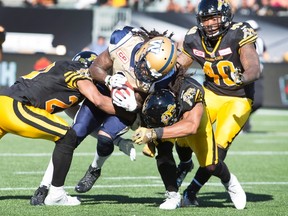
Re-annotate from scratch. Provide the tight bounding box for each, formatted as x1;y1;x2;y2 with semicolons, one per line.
176;76;205;117
0;60;92;114
182;22;257;99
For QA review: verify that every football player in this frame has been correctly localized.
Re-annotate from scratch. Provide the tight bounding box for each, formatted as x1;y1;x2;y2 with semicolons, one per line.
172;0;261;190
138;0;261;190
132;72;246;210
0;51;130;206
68;26;178;196
31;26;179;205
30;51;137;206
176;0;261;163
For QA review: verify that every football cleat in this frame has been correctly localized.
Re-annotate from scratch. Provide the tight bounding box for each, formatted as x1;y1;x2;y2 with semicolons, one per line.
222;173;246;210
181;189;199;207
176;159;194;187
44;186;80;206
75;165;101;193
159;191;181;210
30;185;49;206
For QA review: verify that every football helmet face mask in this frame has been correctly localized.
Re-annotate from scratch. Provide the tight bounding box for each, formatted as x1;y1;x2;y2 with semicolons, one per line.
141;89;178;128
135;36;177;84
196;0;233;40
72;51;97;68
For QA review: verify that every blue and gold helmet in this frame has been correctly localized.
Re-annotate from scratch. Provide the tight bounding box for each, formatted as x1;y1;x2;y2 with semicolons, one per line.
135;37;177;84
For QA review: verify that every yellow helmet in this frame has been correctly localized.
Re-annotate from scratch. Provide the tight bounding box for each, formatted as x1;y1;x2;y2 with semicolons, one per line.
135;36;177;83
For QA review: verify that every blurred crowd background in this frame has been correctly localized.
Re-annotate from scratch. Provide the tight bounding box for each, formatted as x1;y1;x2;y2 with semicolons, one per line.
0;0;287;16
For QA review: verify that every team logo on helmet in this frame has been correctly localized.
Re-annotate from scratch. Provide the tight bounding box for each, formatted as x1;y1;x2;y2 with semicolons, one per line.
135;37;177;83
160;103;177;126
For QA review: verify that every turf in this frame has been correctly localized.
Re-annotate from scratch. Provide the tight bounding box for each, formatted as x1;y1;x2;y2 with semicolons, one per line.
0;108;287;216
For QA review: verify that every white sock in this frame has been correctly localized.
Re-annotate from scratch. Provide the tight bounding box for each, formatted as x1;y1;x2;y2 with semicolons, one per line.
48;185;65;197
40;157;53;188
91;151;110;168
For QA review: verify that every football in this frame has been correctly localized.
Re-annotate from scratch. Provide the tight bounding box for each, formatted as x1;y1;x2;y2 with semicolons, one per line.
111;81;133;98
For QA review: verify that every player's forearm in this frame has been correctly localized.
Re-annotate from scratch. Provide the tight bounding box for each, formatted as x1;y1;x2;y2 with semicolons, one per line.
240;44;261;84
242;64;261;85
156;121;198;139
94;96;116;115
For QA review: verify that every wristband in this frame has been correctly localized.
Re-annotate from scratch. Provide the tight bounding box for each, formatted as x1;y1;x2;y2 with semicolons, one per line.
154;127;164;139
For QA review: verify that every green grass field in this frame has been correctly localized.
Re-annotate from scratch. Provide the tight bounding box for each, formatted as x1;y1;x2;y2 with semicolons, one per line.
0;108;287;216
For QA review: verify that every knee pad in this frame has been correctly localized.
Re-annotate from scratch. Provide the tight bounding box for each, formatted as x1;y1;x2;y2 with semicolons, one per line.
204;164;217;174
97;134;114;157
55;128;78;154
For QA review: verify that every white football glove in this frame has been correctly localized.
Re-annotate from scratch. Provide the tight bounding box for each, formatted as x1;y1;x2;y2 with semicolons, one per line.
230;67;244;86
105;72;127;89
112;87;137;112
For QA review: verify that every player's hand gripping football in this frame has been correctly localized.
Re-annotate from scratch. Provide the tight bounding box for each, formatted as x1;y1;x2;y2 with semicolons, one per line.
132;127;157;144
105;72;127;89
230;67;244;85
112;86;137;112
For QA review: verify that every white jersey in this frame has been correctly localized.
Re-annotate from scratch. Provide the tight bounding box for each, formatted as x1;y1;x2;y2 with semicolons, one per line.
108;26;150;93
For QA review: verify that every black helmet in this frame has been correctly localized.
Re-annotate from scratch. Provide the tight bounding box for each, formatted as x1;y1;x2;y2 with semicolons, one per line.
196;0;233;40
141;89;178;128
72;51;97;68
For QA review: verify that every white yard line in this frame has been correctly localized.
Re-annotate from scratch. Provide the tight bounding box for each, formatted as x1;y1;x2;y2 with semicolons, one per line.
1;151;288;157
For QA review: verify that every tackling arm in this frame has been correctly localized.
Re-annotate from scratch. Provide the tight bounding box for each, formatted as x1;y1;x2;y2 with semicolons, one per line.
160;102;203;138
176;51;194;72
133;102;204;144
77;79;116;115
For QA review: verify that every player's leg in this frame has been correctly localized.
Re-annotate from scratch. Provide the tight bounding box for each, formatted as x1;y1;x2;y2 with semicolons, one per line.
75;115;129;193
180;119;246;209
65;102;135;157
0;97;79;206
214;97;252;161
31;99;105;205
44;128;81;206
175;142;194;187
156;140;181;210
